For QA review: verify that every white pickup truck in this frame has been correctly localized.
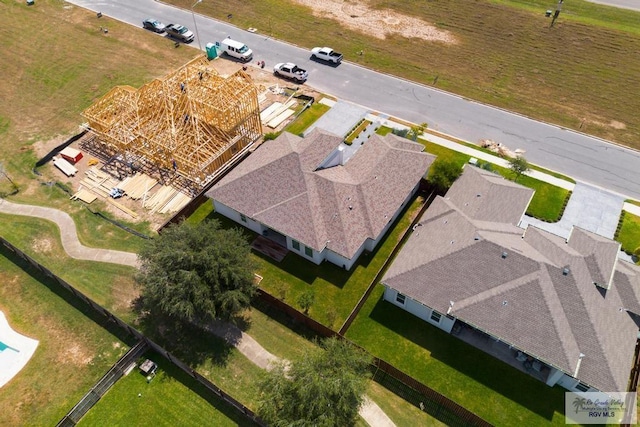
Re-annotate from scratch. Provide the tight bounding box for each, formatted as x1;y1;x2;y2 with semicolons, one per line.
273;63;308;82
310;47;343;64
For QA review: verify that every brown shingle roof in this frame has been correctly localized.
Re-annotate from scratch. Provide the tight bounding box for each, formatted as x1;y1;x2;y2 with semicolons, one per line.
383;166;639;392
207;129;434;259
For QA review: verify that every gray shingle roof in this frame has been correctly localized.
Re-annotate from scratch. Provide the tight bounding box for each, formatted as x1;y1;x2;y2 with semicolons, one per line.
567;227;620;289
445;166;534;225
207;128;434;259
383;166;639;392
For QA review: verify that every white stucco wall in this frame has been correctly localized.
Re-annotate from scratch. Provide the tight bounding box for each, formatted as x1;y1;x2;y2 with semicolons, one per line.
383;286;454;333
557;374;598;393
212;200;263;234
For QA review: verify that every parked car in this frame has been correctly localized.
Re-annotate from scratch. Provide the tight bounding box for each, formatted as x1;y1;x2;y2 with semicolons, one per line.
217;37;253;62
165;24;195;43
142;19;166;33
273;63;308;83
310;47;343;64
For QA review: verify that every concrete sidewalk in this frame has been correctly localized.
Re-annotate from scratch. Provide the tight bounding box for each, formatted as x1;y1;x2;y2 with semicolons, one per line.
206;321;396;427
0;198;139;268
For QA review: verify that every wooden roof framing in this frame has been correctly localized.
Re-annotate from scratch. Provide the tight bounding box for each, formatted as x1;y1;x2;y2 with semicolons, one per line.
82;55;262;184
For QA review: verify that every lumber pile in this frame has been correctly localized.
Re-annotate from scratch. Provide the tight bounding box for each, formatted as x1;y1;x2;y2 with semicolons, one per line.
81;168;119;198
117;173;158;200
53;156;78;177
260;99;296;128
144;185;192;214
70;188;97;204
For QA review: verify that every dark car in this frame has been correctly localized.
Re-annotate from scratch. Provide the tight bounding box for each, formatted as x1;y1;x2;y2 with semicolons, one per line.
165;24;195;43
142;19;166;33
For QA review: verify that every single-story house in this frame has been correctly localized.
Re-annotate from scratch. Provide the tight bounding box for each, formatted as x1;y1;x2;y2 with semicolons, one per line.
382;166;640;393
207;128;435;269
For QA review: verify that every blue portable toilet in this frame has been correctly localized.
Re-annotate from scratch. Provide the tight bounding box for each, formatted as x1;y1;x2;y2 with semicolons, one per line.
205;42;218;60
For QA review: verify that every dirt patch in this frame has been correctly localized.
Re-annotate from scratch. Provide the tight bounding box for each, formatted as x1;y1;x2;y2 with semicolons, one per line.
292;0;455;43
610;120;626;130
31;237;53;253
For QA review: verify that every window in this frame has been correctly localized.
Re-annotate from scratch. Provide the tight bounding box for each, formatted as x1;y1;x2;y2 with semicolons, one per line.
575;382;589;392
292;240;300;251
240;214;247;223
430;311;442;323
396;293;406;305
304;246;313;257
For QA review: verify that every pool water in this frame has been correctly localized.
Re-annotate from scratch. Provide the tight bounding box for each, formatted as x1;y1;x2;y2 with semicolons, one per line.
0;341;18;353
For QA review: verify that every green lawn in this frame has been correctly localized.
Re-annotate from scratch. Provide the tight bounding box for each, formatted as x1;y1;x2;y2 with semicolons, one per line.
345;285;568;426
243;302;447;426
616;211;640;256
283;102;331;136
167;0;640;149
0;246;130;427
0;213;139;322
193;196;424;329
79;352;256;426
490;164;571;222
420;142;570;222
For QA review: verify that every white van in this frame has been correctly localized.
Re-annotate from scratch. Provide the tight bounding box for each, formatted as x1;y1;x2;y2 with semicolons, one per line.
217;37;253;62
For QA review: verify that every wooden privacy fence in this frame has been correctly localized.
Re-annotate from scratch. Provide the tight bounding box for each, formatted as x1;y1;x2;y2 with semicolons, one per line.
254;290;493;427
0;236;265;427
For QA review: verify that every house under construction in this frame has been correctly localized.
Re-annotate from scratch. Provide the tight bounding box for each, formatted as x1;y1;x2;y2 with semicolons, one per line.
82;55;262;186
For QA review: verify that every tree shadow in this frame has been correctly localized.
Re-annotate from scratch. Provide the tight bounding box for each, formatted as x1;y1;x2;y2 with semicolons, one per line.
134;306;234;368
367;295;565;422
0;245;138;348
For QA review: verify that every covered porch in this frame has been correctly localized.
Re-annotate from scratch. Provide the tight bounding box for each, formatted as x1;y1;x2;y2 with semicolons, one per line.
451;321;553;384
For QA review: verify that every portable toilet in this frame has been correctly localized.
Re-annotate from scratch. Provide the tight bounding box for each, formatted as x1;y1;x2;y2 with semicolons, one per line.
206;43;218;60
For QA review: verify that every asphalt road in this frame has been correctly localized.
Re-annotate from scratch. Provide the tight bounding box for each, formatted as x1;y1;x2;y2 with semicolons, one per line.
586;0;640;11
69;0;640;200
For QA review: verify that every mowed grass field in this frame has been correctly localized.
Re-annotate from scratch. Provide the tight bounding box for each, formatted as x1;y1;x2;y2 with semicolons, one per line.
169;0;640;149
0;247;130;426
0;0;196;241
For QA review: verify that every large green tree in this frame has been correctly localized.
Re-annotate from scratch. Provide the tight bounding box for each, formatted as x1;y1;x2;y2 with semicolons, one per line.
428;159;463;194
258;337;372;427
136;219;256;323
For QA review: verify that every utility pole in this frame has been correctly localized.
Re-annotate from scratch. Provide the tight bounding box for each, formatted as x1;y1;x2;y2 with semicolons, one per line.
191;0;203;51
550;0;563;28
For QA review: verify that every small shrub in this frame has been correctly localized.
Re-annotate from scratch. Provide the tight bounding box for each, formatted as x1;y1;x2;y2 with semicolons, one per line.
264;132;281;141
392;128;409;138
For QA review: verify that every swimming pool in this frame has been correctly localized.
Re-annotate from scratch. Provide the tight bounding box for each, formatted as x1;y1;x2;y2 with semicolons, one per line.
0;341;19;353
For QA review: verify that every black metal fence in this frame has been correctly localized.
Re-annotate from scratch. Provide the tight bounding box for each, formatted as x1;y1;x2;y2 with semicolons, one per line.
57;340;149;427
0;236;265;427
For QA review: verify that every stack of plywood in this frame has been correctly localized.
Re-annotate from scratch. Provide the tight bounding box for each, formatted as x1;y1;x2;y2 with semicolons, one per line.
260;99;296;128
70;188;97;204
144;185;192;214
117;173;158;200
53;156;78;177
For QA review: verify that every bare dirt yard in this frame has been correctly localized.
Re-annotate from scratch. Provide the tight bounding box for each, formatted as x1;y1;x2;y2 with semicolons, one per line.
292;0;456;43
